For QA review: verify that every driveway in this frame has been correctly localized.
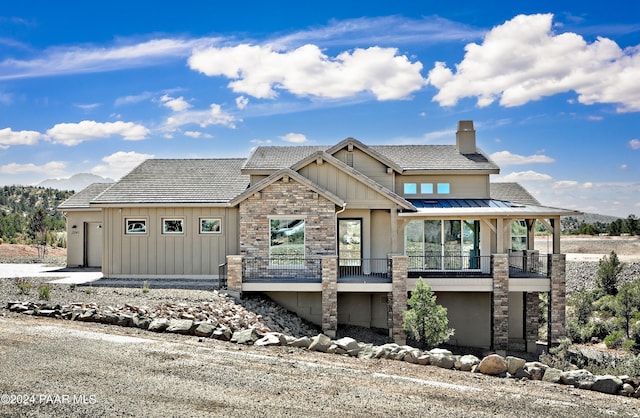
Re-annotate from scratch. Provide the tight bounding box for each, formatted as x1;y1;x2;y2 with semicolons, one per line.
0;264;103;284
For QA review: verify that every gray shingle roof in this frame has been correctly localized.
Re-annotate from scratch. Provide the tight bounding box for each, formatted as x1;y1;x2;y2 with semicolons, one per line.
243;144;499;172
490;183;541;206
370;145;498;171
243;146;327;170
92;159;249;205
58;183;113;209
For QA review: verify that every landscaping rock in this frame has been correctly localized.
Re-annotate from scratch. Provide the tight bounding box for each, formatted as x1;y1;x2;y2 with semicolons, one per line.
430;352;455;369
166;319;194;334
476;354;507;375
308;334;332;352
560;369;595;388
542;367;563;384
194;322;215;337
255;332;287;347
231;327;260;344
506;356;526;376
148;318;169;332
591;375;623;395
457;355;480;372
288;336;311;349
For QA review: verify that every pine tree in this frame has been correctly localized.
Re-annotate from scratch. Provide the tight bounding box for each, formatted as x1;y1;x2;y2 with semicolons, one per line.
402;278;454;349
597;250;623;296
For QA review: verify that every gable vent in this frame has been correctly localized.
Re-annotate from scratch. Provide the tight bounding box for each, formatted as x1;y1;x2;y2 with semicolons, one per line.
346;152;354;167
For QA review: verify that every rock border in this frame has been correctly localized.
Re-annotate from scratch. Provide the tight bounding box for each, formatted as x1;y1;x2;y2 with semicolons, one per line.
6;299;639;398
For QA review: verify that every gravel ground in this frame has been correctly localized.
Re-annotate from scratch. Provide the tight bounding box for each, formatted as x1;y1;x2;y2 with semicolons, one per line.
1;236;640;416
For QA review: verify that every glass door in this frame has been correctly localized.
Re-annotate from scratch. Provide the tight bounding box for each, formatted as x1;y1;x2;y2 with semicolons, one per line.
338;219;362;268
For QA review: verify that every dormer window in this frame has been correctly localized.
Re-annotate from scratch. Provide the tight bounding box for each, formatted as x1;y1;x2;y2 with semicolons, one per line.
437;183;450;194
420;183;434;194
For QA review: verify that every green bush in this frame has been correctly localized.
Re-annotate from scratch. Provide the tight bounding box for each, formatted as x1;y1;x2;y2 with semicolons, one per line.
15;278;33;294
604;330;625;349
403;278;454;349
568;289;596;324
37;284;51;301
622;339;636;352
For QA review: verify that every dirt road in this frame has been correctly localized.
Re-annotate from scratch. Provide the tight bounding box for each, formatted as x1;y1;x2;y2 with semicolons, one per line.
0;314;638;417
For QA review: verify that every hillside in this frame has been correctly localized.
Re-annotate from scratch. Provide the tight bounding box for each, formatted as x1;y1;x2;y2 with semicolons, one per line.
37;173;114;192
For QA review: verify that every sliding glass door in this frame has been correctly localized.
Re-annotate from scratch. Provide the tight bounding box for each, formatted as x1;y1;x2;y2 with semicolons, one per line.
406;219;480;270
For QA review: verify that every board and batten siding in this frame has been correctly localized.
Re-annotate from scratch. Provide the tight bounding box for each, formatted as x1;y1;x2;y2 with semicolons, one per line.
298;161;396;209
102;207;239;278
332;148;394;190
395;174;490;199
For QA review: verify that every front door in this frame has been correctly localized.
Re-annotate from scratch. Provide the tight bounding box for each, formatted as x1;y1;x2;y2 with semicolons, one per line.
338;219;362;274
84;222;102;267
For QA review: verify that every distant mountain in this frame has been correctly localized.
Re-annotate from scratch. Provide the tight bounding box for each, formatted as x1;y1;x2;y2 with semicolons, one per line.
37;173;114;192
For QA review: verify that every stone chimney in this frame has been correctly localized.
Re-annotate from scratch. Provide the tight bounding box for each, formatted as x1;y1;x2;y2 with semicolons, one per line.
456;120;476;154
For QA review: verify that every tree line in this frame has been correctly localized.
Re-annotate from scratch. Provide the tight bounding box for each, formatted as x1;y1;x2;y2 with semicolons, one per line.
0;186;73;246
563;214;639;236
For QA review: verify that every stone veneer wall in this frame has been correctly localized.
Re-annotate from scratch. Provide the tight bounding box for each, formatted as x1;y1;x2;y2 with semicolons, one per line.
226;255;243;293
391;256;408;345
525;292;540;353
321;256;338;337
550;254;567;342
492;254;509;351
238;178;337;257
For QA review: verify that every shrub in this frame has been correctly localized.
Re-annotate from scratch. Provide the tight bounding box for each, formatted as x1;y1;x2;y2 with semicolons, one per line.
141;281;150;294
37;284;51;301
402;278;454;349
622;339;636;352
15;278;33;294
596;251;622;296
604;330;625;349
568;289;596;324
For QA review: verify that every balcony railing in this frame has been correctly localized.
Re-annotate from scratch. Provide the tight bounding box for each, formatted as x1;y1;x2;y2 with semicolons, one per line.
407;252;492;277
509;251;550;278
338;258;392;283
243;256;322;282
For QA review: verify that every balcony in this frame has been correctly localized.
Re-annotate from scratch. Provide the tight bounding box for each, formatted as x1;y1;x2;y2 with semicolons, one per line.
243;256;322;283
407;252;492;278
338;258;392;283
508;250;550;278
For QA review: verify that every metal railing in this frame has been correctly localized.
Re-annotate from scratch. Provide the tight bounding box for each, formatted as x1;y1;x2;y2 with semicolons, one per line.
338;258;392;281
243;256;322;282
218;262;228;289
509;251;550;278
407;251;492;275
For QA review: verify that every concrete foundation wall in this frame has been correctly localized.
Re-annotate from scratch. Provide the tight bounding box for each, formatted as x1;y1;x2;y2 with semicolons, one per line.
435;292;492;349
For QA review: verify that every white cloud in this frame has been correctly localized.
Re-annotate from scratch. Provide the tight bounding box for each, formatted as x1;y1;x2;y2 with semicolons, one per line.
280;133;308;143
91;151;153;180
0;127;44;148
489;150;555;165
0;91;12;105
188;44;425;100
115;92;154;106
184;130;212;139
428;13;640;112
250;139;272;145
0;161;66;175
497;170;553;182
74;103;101;111
553;180;579;189
587;115;603;121
160;94;191;112
0;37;219;80
46;120;150;146
630;139;640;149
164;103;238;130
236;96;249;109
620;164;628;170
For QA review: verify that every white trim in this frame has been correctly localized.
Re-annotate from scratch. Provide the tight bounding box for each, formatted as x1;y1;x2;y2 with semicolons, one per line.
337;283;392;293
242;282;322;292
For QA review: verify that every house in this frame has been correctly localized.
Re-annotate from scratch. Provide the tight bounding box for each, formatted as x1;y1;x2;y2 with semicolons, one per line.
58;121;579;351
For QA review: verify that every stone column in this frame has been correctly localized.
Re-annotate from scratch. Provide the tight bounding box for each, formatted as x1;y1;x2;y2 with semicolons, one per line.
492;253;509;352
550;253;566;342
226;255;243;293
391;256;408;345
525;292;540;353
321;256;338;338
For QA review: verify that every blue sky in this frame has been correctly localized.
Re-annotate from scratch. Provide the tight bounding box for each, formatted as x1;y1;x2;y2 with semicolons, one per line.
0;1;638;217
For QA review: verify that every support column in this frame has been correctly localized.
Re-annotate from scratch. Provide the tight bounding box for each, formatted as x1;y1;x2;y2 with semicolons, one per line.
321;256;338;338
391;255;408;345
550;254;566;343
492;253;509;352
226;255;243;294
525;292;540;353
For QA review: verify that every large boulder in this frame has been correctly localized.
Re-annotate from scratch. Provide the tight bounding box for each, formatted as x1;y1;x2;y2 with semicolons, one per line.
506;356;526;376
542;367;563;384
148;318;169;332
308;334;332;352
560;369;595;388
231;327;260;344
476;354;508;375
334;337;361;356
193;322;215;337
591;375;623;395
166;319;194;334
457;355;480;372
255;332;287;347
288;336;311;349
